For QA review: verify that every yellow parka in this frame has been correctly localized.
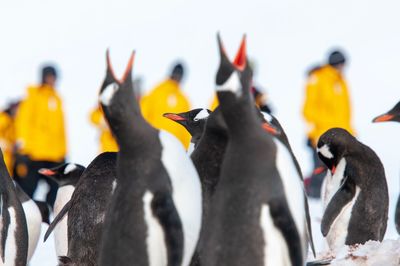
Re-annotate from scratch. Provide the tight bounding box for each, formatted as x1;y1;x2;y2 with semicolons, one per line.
15;85;67;161
140;79;191;148
90;106;118;153
302;65;355;146
0;112;15;174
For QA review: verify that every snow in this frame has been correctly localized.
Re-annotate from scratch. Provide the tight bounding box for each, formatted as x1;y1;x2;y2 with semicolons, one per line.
0;0;400;264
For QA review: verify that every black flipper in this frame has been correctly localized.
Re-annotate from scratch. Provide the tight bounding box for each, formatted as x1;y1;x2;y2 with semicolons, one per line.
395;195;400;234
34;200;50;224
0;194;10;262
321;177;356;236
304;194;316;257
306;258;333;266
268;199;304;265
44;200;72;242
151;192;184;266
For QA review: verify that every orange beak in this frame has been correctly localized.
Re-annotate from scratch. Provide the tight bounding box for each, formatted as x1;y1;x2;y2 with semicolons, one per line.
163;113;186;121
39;168;56;176
372;113;395;123
262;123;279;135
233;35;247;71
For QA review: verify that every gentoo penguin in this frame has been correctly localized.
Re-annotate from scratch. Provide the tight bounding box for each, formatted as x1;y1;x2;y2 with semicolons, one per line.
317;128;388;252
14;183;48;262
260;111;316;257
202;34;307;266
39;163;85;256
189;107;228;266
0;148;28;265
43;153;116;265
372;101;400;234
98;50;202;266
163;108;211;154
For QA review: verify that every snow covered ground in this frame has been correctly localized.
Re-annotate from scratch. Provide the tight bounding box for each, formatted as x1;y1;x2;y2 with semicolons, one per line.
1;0;400;265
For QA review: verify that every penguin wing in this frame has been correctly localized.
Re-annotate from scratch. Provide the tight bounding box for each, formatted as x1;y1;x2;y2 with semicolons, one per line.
151;191;184;266
395;196;400;234
321;177;356;237
303;194;316;257
268;199;304;265
0;194;10;262
44;200;72;242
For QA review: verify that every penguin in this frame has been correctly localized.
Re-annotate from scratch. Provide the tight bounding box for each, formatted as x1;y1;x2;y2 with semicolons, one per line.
163;108;211;154
14;183;48;262
317;128;388;252
43;153;116;265
260;111;316;257
39;163;85;256
98;50;202;266
202;34;307;266
372;101;400;234
0;148;28;265
189;107;228;266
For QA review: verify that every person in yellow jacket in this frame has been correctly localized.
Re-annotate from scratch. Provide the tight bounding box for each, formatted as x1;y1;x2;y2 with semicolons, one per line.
89;106;118;153
13;65;66;208
0;101;19;174
302;50;355;198
140;63;191;148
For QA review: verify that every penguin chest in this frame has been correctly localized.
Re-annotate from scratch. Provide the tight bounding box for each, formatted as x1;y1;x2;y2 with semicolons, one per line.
159;131;202;266
326;186;361;251
322;158;347;209
54;185;74;256
260;204;291;266
22;200;42;261
143;191;167;266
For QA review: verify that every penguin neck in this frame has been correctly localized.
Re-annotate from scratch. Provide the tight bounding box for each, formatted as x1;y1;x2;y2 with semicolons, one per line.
218;95;260;138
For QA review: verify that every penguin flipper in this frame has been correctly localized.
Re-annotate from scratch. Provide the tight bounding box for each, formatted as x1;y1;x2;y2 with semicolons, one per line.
321;178;356;236
304;194;316;257
306;258;332;266
44;200;72;242
151;192;184;266
268;199;304;265
395;195;400;234
0;194;10;262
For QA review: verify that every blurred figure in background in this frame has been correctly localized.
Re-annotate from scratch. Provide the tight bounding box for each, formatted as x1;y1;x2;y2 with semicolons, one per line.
210;59;273;113
302;50;355;198
0;100;20;174
90;77;143;153
13;65;67;208
140;62;191;148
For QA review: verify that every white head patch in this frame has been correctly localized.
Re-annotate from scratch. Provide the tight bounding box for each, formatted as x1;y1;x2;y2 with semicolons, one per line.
64;164;77;175
261;111;273;123
317;144;334;159
216;71;242;96
100;83;119;106
193;109;210;121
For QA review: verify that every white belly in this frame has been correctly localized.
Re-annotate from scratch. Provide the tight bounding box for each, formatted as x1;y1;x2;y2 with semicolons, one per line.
3;207;18;266
22;200;42;261
143;191;167;266
326;186;361;252
274;140;306;257
261;205;291;266
159;131;202;266
53;185;74;256
322;158;347;210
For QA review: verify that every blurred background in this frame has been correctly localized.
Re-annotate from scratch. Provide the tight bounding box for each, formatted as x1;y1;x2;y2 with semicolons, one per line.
0;0;399;264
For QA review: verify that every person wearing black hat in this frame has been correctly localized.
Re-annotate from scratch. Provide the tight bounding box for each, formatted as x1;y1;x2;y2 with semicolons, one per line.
302;49;355;198
140;62;192;148
13;64;67;208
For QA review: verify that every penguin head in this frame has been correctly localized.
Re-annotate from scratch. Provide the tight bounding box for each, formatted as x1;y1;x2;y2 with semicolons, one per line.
215;33;253;105
317;128;355;174
163;108;211;138
99;50;137;128
372;101;400;123
39;163;85;186
259;111;282;136
204;107;228;136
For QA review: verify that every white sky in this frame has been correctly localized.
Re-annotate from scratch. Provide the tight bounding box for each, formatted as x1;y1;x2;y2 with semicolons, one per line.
1;0;399;239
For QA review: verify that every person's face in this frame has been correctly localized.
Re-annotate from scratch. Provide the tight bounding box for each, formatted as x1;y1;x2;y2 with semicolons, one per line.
44;74;57;87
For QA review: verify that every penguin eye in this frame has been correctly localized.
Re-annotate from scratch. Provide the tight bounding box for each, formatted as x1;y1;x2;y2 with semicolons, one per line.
100;83;119;106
